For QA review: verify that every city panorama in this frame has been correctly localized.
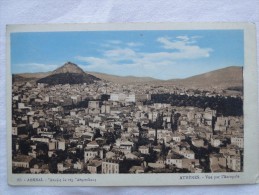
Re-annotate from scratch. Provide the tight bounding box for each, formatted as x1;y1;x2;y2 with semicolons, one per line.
11;30;244;174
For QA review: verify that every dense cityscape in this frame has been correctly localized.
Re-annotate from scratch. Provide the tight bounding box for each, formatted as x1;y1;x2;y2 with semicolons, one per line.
12;63;244;174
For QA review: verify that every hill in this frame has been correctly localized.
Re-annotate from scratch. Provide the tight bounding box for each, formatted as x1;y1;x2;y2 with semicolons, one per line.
87;72;158;84
166;66;243;89
37;62;100;85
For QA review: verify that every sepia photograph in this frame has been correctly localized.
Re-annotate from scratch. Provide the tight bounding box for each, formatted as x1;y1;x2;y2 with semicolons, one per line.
6;23;258;186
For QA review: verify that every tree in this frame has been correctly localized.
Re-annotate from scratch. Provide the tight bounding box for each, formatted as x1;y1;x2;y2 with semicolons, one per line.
49;155;58;173
56;150;68;163
75;148;84;160
93;129;102;139
19;140;31;155
36;142;48;153
104;131;115;144
161;140;167;157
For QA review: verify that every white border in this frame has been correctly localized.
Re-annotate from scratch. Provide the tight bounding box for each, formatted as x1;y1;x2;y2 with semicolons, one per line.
6;23;258;186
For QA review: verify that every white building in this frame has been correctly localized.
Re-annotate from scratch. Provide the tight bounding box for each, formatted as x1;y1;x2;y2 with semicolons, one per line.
102;159;120;174
231;136;244;148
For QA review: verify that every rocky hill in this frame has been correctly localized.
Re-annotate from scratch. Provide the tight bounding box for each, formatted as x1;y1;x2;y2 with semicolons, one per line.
37;62;100;85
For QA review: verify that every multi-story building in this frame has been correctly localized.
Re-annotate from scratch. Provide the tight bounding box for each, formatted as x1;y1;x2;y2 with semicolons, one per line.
102;159;120;174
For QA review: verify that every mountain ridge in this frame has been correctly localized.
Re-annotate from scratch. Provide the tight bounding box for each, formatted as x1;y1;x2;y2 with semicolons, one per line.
13;64;243;89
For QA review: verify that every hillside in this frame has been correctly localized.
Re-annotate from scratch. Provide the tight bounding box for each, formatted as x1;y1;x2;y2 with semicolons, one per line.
166;66;243;89
87;72;158;84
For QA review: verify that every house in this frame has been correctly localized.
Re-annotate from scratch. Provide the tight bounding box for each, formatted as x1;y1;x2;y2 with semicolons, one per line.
106;151;116;159
58;140;66;150
28;150;37;158
87;160;102;173
101;105;111;114
166;152;183;168
48;141;58;150
88;101;100;109
209;153;227;172
210;136;222;147
57;162;71;173
148;158;165;169
220;145;240;156
70;110;77;116
138;146;149;154
84;148;103;163
31;136;50;143
182;159;200;171
129;166;145;174
125;152;139;160
80;134;94;142
12;155;35;168
176;148;195;160
30;163;49;174
103;145;111;151
73;160;84;170
86;140;100;149
189;164;203;173
227;155;242;172
115;139;134;154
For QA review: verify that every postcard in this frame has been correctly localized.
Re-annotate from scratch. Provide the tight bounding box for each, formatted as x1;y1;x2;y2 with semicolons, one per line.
6;23;259;186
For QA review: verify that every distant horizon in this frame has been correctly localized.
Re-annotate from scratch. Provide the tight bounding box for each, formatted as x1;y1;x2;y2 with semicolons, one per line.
11;30;244;80
14;64;243;81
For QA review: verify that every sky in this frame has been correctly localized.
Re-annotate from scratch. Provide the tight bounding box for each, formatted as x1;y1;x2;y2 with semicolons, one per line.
11;30;244;80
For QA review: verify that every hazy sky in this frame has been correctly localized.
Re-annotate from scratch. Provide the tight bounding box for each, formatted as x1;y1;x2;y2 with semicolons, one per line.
11;30;244;80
